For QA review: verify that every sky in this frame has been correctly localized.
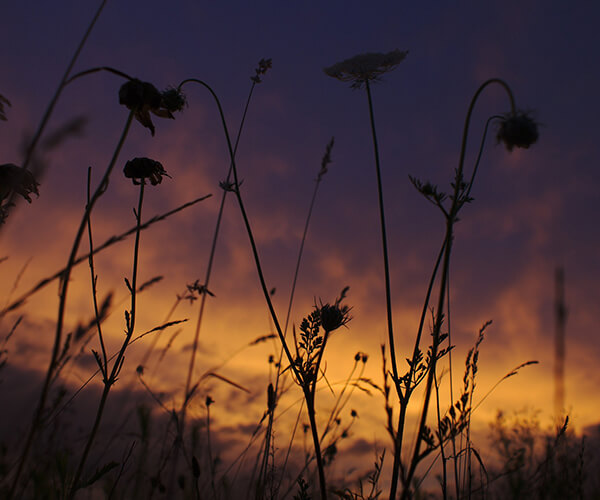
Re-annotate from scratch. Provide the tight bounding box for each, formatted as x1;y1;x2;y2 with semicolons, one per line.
1;0;599;495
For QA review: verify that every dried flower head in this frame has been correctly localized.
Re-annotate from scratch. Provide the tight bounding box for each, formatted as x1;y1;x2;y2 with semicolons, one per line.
0;163;40;203
123;157;171;185
317;287;352;333
119;79;181;136
496;111;539;151
251;58;272;83
324;49;408;89
161;87;187;113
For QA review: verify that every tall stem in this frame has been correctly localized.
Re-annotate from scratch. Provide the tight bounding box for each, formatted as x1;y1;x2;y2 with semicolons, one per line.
364;81;400;390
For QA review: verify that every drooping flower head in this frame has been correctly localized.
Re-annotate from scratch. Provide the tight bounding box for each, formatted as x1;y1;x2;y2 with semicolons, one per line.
0;163;39;203
0;163;40;224
123;157;170;185
496;111;539;151
324;49;408;89
161;87;187;113
119;79;186;136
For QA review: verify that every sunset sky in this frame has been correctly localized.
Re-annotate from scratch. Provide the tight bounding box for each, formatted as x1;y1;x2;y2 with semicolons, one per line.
1;0;599;493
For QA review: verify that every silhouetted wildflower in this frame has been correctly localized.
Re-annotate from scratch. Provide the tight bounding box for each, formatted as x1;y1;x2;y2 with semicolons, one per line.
319;301;351;332
496;111;539;151
0;164;39;224
119;79;184;135
251;58;272;83
324;49;408;89
161;87;187;113
123;157;170;185
0;163;39;203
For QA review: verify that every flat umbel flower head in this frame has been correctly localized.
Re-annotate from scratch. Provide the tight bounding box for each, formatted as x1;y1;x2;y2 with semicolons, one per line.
324;49;408;89
123;157;170;185
496;111;539;151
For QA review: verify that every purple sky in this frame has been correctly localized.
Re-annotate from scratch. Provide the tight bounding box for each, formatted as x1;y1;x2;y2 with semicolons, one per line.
1;0;599;495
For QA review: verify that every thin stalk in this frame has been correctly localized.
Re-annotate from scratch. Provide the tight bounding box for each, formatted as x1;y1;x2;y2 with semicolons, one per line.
364;80;400;389
434;371;448;500
191;79;327;498
8;110;134;498
68;181;145;498
179;78;258;412
86;167;108;380
304;392;328;500
206;402;217;500
165;77;259;497
400;78;517;499
272;138;333;492
389;237;446;500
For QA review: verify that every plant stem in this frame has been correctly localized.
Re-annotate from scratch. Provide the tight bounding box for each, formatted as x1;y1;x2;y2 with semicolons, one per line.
86;167;109;380
68;180;145;498
304;392;328;500
8;110;133;499
364;80;400;390
400;78;517;499
179;78;258;413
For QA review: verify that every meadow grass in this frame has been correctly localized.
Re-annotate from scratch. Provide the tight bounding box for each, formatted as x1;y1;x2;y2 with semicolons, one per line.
1;9;598;499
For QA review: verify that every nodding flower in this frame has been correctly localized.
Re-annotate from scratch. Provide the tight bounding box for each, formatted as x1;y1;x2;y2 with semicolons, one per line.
324;49;408;89
0;163;40;224
123;157;170;186
496;111;539;151
119;79;185;136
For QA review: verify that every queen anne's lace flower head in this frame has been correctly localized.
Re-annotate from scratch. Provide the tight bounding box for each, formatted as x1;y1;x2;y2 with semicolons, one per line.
324;49;408;89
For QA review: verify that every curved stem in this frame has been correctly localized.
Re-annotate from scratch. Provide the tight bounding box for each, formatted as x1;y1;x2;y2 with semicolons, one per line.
456;79;515;201
399;78;517;499
8;110;133;498
64;66;133;86
178;78;258;411
182;78;331;497
181;78;301;383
